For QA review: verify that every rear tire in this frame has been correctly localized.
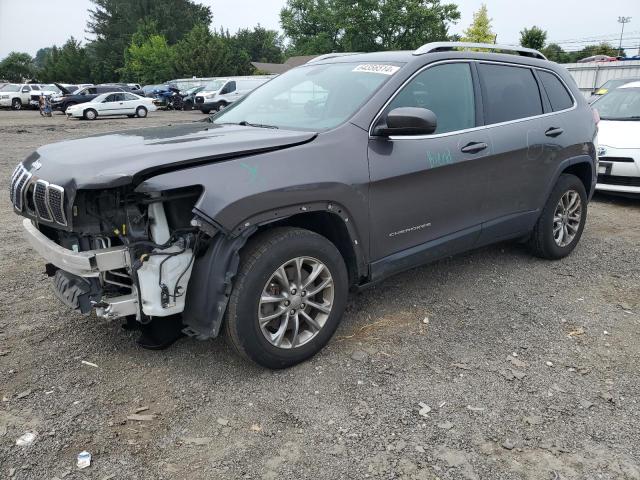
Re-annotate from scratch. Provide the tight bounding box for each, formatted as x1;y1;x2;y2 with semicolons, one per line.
529;173;587;259
11;98;22;110
201;108;210;114
83;108;97;120
224;227;348;369
136;106;147;118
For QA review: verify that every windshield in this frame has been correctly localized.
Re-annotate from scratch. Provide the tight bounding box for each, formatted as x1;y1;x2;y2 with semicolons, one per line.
204;79;226;91
213;62;402;131
0;84;20;92
594;88;640;120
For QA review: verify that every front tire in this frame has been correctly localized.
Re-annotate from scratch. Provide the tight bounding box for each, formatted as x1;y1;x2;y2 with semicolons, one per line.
224;227;348;369
11;98;22;110
83;108;97;120
529;173;587;259
136;106;148;118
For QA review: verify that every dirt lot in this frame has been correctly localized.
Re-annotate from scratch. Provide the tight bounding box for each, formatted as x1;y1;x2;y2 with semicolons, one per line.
0;110;639;480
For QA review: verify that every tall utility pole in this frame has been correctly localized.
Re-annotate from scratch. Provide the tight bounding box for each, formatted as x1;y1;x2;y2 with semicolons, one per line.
617;16;631;57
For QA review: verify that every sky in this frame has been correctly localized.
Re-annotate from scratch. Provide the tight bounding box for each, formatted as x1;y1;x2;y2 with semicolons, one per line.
0;0;639;59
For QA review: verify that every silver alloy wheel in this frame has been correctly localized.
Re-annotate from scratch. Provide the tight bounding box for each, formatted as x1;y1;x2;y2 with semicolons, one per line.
258;256;334;349
553;190;582;247
137;107;147;117
85;109;96;120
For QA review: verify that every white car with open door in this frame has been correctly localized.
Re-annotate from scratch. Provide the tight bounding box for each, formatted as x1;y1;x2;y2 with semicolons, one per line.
65;91;156;120
592;81;640;196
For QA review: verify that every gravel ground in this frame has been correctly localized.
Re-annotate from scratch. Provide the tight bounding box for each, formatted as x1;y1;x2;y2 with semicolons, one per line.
0;110;639;480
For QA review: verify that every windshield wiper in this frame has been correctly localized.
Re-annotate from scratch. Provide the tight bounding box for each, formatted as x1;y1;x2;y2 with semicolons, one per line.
237;120;279;129
600;116;640;121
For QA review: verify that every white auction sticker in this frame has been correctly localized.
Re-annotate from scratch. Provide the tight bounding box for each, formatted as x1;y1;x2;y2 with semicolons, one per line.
352;64;401;75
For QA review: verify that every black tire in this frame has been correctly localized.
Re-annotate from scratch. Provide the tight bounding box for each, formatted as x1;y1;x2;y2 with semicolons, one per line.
136;106;148;118
224;227;349;369
216;102;228;111
83;108;97;120
11;98;22;110
529;173;588;259
62;101;76;113
201;109;210;114
127;114;135;118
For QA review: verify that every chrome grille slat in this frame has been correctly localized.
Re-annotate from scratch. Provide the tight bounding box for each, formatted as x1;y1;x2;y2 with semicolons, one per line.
13;169;32;211
48;185;67;225
9;163;68;226
34;180;52;221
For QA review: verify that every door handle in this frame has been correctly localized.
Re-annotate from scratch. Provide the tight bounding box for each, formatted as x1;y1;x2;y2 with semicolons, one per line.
460;142;488;154
545;127;564;137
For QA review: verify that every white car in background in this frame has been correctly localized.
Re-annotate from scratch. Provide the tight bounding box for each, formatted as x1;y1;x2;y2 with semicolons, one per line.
592;81;640;196
66;91;156;120
0;83;58;110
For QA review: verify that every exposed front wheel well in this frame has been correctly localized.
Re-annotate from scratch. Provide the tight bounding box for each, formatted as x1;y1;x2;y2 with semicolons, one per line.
561;162;593;197
251;212;362;287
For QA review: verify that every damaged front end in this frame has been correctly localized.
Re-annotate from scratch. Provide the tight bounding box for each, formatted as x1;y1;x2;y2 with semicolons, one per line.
18;181;242;338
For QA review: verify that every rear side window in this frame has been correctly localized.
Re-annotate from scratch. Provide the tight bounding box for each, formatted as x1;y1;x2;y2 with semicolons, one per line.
538;70;574;111
388;62;475;134
478;64;542;124
124;93;138;100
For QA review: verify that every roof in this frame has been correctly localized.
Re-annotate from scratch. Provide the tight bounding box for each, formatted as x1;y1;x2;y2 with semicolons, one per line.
251;55;318;74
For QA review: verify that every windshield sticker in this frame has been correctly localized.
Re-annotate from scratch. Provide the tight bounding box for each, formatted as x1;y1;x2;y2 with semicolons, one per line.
352;64;400;75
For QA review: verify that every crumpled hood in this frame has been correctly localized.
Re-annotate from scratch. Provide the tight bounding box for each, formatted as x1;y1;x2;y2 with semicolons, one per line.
598;120;640;149
22;122;317;189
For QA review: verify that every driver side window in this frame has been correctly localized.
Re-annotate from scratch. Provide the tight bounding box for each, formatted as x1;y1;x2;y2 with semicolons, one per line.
388;63;476;134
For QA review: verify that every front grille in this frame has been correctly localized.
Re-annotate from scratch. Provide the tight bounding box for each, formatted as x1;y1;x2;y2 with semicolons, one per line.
598;174;640;187
34;180;52;221
9;164;68;226
195;96;204;103
48;185;66;224
10;165;32;211
599;156;634;163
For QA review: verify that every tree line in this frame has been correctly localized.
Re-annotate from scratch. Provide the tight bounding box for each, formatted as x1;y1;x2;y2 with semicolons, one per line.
0;0;627;85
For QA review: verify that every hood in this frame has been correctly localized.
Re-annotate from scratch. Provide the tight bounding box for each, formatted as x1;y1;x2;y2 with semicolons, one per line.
22;122;317;189
598;120;640;149
54;82;72;95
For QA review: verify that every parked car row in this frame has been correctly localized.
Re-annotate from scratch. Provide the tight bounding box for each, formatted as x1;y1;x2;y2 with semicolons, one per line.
592;81;640;196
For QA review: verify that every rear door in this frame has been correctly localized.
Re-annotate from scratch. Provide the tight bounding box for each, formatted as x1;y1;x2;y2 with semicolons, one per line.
475;62;549;241
368;61;491;264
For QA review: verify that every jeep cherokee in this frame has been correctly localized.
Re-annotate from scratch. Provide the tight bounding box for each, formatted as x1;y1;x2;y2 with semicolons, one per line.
10;42;598;369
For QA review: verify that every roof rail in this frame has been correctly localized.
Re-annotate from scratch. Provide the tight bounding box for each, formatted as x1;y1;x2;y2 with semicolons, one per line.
307;52;362;63
414;42;547;60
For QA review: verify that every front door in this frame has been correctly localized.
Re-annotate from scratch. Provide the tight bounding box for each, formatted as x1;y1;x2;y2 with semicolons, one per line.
368;62;492;268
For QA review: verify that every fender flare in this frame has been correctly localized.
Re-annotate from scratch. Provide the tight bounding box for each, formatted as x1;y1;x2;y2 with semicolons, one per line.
543;154;596;202
195;199;368;279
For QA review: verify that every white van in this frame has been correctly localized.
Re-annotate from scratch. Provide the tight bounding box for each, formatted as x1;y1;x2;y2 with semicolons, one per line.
195;76;275;114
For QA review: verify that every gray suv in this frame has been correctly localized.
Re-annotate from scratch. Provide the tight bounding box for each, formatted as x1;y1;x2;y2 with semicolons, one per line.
11;42;598;368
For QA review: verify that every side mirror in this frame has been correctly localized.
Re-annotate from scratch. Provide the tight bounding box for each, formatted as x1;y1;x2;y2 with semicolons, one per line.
373;107;437;136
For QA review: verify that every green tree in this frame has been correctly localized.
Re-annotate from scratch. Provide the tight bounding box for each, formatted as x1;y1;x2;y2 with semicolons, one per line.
39;38;92;83
520;26;547;51
0;52;35;82
173;24;233;77
34;47;53;69
570;43;620;62
121;34;175;84
542;43;570;63
234;25;284;63
280;0;460;55
461;4;495;44
86;0;212;82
